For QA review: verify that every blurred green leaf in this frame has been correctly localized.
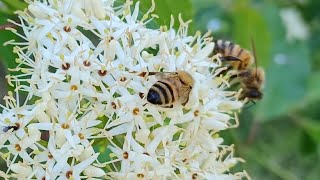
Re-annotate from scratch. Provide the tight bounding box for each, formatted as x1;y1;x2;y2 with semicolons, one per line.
306;163;320;180
1;0;27;13
247;149;299;180
300;131;317;155
192;1;231;36
0;15;18;69
94;143;112;162
297;117;320;143
305;71;320;102
136;0;194;31
231;2;272;68
256;41;310;121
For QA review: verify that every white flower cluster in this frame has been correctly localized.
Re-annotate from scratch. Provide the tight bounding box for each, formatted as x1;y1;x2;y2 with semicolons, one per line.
0;0;249;179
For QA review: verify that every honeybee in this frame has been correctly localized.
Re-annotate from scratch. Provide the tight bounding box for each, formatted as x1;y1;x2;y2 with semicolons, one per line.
142;71;194;108
213;39;253;70
213;38;265;102
238;38;265;102
238;67;265;101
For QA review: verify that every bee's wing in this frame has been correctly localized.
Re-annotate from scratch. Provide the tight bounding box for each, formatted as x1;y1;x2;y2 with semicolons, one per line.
133;71;178;79
219;56;242;62
137;72;177;79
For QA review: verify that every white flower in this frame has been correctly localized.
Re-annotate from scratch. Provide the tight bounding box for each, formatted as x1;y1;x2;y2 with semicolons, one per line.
0;0;250;179
280;8;310;41
10;162;33;178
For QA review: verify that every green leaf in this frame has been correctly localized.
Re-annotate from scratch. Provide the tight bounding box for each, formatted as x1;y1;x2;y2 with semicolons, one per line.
305;71;320;103
255;41;310;121
1;0;27;13
297;118;320;143
135;0;194;31
300;131;317;155
230;1;272;68
0;15;18;69
94;143;112;162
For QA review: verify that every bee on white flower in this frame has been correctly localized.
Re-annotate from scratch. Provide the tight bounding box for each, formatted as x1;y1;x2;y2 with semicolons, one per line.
0;0;251;179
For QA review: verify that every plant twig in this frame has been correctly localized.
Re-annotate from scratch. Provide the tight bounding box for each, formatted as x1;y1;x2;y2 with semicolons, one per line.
0;23;16;30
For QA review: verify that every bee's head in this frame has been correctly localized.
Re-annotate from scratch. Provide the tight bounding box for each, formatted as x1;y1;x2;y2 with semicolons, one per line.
245;88;263;100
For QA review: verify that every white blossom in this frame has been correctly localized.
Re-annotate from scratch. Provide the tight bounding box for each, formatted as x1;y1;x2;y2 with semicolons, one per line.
0;0;250;179
280;8;309;41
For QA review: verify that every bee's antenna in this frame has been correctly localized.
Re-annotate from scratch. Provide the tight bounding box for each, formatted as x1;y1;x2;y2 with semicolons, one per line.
250;37;258;77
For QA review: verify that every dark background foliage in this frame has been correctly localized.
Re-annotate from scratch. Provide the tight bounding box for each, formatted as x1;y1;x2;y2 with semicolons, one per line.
0;0;319;179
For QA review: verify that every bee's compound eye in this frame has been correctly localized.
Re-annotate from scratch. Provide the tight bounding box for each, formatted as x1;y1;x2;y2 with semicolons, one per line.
147;90;162;105
247;90;262;99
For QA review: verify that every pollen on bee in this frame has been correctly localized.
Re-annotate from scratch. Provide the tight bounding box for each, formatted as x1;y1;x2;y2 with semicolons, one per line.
15;144;21;151
62;63;70;70
132;108;139;115
61;123;70;129
66;171;73;179
70;85;78;91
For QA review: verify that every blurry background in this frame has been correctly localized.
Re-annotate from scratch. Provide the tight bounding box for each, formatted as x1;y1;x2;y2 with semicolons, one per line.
0;0;319;179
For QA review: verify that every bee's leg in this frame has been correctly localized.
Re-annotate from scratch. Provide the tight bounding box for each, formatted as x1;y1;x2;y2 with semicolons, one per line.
138;92;145;99
250;100;256;105
216;65;233;77
243;100;256;109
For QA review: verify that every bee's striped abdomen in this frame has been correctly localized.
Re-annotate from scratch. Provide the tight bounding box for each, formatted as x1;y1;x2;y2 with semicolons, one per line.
147;81;175;105
213;39;252;70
